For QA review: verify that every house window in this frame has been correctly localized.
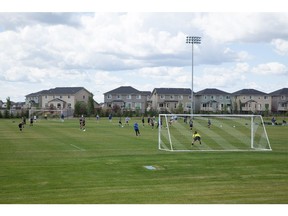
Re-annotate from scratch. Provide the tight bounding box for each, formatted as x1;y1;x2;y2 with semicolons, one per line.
160;95;165;99
159;103;164;108
107;94;112;99
219;96;223;100
68;103;72;108
226;96;230;100
204;95;207;100
68;95;70;99
117;95;121;99
170;95;174;100
83;95;86;99
135;103;141;109
60;95;62;99
178;95;183;100
281;95;286;100
126;102;132;109
126;95;131;99
136;95;141;99
211;96;214;100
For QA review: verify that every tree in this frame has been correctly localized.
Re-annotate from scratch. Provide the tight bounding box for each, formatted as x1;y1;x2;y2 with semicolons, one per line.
74;101;88;117
175;103;184;114
6;97;11;110
87;95;95;117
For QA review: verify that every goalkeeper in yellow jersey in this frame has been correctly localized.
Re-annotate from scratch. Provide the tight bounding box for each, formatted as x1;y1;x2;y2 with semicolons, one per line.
192;131;201;145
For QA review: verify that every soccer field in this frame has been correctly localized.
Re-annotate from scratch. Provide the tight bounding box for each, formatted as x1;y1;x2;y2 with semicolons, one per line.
0;117;287;204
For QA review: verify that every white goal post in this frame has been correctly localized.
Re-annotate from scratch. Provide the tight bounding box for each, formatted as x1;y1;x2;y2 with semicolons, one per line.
158;114;272;152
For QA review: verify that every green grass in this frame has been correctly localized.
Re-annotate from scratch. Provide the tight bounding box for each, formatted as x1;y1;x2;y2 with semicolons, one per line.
0;117;287;203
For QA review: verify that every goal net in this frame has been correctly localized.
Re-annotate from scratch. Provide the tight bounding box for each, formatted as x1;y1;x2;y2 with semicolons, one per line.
158;114;272;152
29;108;66;119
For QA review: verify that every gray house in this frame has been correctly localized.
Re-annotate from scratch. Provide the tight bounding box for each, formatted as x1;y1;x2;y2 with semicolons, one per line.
270;88;288;114
195;88;232;113
104;86;151;114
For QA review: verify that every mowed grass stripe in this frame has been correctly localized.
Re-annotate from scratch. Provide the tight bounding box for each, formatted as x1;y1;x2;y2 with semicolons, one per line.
0;118;287;204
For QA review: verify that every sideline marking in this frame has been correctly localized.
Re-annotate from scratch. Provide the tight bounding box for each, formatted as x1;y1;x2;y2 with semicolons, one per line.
70;144;85;151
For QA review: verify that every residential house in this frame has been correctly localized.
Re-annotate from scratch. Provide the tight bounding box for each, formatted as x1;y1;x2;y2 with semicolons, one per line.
195;88;232;113
104;86;151;114
149;88;192;113
232;89;271;114
270;88;288;114
25;87;94;111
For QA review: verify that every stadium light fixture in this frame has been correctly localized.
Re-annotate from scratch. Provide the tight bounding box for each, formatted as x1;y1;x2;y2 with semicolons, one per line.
186;36;201;116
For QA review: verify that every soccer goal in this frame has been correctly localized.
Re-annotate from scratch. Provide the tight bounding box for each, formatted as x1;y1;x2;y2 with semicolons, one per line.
158;114;272;152
29;109;65;119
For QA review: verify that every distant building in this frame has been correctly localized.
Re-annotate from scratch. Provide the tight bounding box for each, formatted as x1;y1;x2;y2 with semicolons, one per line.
195;88;232;113
232;89;271;114
270;88;288;114
103;86;151;114
25;87;95;112
149;88;192;113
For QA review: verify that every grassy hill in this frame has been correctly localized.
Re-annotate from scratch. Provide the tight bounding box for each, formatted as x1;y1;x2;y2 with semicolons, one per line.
0;117;287;204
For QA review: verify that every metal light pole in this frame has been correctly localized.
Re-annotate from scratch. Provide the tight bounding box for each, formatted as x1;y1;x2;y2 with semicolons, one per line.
186;36;201;116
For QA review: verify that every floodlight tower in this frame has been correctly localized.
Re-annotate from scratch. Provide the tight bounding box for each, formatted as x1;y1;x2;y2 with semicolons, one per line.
186;36;201;116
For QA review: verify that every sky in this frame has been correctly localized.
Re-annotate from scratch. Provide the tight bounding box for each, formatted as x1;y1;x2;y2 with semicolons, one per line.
0;2;288;103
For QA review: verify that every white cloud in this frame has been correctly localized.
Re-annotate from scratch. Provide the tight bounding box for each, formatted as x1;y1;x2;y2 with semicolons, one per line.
271;39;288;55
196;63;249;90
251;62;287;75
0;12;288;102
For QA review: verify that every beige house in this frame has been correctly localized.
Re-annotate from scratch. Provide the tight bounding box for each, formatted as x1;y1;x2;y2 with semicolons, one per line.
25;87;94;110
149;88;192;113
104;86;151;114
232;89;271;114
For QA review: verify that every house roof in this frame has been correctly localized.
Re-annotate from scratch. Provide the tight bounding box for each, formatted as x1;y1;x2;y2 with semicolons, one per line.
104;86;141;94
152;88;192;95
269;88;288;96
196;88;230;95
232;89;267;95
45;87;87;95
26;87;90;97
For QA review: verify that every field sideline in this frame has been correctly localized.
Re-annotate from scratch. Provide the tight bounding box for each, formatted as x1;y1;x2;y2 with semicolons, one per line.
0;117;287;204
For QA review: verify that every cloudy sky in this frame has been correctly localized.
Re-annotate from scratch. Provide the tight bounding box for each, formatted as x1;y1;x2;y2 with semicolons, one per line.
0;8;288;103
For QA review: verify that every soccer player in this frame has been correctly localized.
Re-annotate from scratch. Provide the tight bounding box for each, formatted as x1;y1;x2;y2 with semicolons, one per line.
119;117;123;127
208;119;211;128
125;116;130;126
133;122;140;136
82;117;86;131
192;131;201;145
18;121;24;131
189;118;193;130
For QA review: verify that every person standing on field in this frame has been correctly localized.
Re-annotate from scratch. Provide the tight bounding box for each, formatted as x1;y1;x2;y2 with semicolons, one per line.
192;131;201;145
208;119;211;128
189;118;193;130
133;122;141;136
